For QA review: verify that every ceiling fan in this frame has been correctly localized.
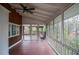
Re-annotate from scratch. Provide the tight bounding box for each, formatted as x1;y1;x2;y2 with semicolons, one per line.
15;4;35;14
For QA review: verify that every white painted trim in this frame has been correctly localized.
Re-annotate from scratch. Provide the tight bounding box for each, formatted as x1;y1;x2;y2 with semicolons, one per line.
8;34;20;38
9;22;20;26
46;35;60;55
47;41;57;55
8;22;21;38
48;41;60;55
8;39;22;49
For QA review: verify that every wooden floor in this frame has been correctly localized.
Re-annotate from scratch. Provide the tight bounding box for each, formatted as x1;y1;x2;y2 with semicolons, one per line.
9;35;55;55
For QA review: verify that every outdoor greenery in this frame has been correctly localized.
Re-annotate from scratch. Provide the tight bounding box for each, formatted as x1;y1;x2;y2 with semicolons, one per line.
47;15;79;55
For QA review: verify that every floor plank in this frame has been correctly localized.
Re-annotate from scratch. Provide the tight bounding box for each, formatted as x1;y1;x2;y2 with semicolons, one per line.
9;40;55;55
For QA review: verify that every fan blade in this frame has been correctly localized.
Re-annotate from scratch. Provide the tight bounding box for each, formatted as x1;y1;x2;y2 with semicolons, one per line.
27;10;33;14
15;8;23;10
28;8;35;10
19;4;26;9
23;10;25;13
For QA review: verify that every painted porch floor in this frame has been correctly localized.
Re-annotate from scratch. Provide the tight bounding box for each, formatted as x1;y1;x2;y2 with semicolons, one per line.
9;35;55;55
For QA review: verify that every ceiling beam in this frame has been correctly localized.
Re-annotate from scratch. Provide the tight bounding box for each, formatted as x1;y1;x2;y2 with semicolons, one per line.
22;3;53;15
23;13;47;21
23;15;45;23
34;12;49;18
23;17;45;24
29;3;59;12
0;3;16;12
46;3;74;24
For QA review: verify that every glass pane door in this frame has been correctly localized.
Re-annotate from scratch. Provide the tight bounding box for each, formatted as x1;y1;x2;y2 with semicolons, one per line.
31;26;38;41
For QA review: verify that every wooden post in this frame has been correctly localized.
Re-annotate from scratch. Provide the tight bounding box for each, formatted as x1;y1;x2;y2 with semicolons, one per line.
30;24;32;40
37;24;39;40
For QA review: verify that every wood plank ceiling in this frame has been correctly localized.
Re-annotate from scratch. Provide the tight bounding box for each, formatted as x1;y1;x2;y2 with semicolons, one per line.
9;3;73;24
